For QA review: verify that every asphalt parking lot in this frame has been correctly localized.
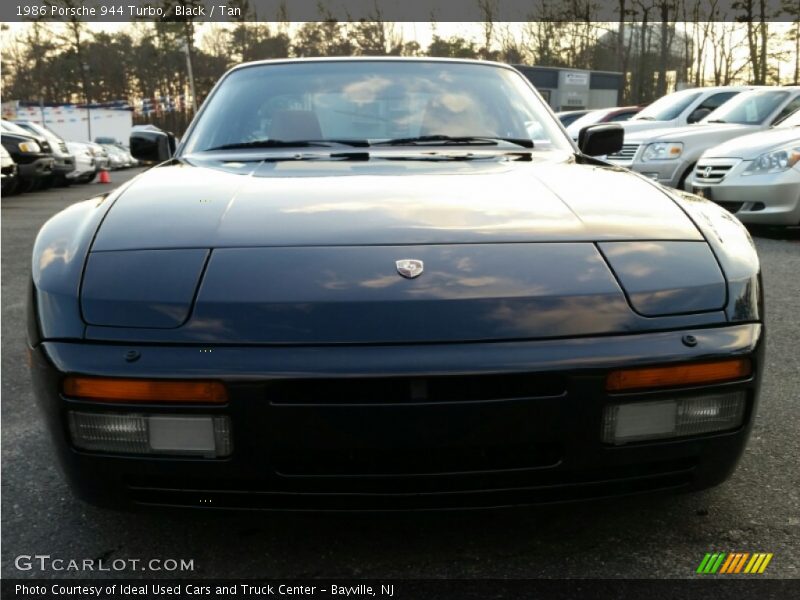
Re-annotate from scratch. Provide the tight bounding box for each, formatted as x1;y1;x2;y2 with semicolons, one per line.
1;168;798;580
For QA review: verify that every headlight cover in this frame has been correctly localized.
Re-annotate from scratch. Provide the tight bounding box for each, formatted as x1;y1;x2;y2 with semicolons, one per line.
742;146;800;176
18;141;41;153
642;142;683;161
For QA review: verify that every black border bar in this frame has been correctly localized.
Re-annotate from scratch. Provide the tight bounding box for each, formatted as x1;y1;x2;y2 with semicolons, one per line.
3;0;798;23
3;579;800;600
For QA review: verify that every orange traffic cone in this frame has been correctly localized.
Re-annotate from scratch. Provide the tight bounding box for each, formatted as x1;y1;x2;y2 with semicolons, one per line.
98;170;111;184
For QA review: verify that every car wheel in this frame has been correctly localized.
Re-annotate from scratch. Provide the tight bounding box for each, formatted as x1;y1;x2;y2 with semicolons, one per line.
2;178;19;196
17;178;39;193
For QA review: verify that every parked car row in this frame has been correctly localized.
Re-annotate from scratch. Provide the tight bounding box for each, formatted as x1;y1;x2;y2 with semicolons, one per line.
0;121;137;196
561;85;800;226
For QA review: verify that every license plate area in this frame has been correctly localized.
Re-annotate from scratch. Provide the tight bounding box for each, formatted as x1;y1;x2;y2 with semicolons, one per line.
267;397;566;477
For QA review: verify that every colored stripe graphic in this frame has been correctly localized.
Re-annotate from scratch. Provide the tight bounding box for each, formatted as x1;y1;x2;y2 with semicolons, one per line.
758;554;773;573
710;553;726;573
697;553;712;573
745;553;771;574
698;553;727;573
719;553;737;573
698;552;772;574
734;553;750;573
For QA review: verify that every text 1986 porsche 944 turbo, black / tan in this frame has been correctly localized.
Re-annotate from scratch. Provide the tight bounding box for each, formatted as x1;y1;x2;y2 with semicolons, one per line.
28;58;763;510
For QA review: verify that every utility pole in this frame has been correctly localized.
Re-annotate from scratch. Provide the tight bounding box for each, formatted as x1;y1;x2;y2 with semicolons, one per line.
182;42;198;113
82;62;92;141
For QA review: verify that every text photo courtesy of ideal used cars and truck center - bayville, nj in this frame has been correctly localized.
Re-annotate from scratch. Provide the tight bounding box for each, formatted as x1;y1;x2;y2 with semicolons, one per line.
1;1;799;599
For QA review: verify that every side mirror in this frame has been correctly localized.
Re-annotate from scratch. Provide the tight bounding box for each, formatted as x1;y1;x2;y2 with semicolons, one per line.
687;108;711;124
130;129;175;162
578;123;624;156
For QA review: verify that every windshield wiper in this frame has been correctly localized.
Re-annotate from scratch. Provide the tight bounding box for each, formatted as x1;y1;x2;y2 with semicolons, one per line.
205;139;370;151
373;135;534;148
705;119;726;124
634;116;655;121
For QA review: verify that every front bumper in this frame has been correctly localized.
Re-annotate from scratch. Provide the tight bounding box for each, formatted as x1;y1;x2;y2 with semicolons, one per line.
629;159;687;187
1;162;16;179
31;323;764;511
53;155;75;175
66;158;96;180
17;157;54;179
692;168;800;226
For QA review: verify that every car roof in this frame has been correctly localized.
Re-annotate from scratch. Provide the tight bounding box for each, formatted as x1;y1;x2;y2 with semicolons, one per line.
227;56;518;74
679;85;752;92
2;120;37;136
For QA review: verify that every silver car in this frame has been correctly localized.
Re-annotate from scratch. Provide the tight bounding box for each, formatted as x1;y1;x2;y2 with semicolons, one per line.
689;108;800;226
614;87;800;189
624;86;748;130
85;142;110;171
65;141;97;184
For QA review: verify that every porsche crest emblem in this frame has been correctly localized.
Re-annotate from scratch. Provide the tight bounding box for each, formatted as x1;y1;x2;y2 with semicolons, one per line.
396;259;424;279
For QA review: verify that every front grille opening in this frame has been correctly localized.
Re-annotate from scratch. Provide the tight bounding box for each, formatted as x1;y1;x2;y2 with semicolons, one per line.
126;458;696;510
608;143;639;159
694;163;734;183
749;202;765;212
273;443;563;476
266;373;565;405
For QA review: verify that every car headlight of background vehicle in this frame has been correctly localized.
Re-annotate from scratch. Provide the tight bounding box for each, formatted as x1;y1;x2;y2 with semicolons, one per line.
641;142;683;161
18;141;40;153
742;145;800;176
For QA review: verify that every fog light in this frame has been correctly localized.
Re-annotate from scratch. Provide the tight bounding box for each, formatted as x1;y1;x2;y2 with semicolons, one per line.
68;412;232;457
602;391;746;445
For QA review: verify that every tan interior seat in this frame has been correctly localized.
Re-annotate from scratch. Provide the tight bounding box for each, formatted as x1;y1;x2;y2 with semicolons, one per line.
268;110;323;140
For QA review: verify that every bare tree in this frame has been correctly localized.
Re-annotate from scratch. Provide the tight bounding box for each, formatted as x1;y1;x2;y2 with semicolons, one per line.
477;0;499;59
783;0;800;83
655;1;678;97
735;0;770;84
631;0;655;102
350;2;405;55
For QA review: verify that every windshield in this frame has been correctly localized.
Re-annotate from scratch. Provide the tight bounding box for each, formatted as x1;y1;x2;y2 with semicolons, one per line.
15;122;46;137
774;106;800;128
182;61;572;154
1;120;34;136
565;109;610;136
16;121;63;142
633;90;702;121
703;90;790;125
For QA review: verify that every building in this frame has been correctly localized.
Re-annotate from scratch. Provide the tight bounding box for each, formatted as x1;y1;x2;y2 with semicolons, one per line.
2;101;133;144
513;65;624;111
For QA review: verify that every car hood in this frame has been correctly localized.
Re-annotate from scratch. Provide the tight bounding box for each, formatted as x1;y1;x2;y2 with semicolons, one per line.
92;150;702;251
628;123;757;144
618;119;678;135
701;126;800;159
77;151;731;345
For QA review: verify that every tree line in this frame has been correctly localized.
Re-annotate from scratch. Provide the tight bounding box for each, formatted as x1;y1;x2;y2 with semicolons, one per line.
1;0;799;134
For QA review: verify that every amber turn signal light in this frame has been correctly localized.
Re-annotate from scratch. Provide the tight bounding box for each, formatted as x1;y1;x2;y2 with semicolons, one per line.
62;377;228;403
606;358;752;392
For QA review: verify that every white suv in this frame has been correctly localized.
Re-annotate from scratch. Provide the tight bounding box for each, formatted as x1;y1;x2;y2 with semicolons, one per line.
615;87;800;189
606;86;749;164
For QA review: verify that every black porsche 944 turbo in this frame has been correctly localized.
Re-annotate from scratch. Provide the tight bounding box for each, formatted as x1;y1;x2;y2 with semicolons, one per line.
28;58;763;510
